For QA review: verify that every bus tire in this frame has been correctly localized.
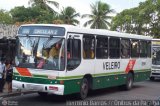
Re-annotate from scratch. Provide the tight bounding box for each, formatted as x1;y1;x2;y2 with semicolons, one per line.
38;92;48;97
150;77;155;81
78;78;89;100
124;72;134;90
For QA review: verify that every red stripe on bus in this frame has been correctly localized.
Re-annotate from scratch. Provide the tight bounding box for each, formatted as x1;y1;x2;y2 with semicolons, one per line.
16;67;32;76
125;60;136;73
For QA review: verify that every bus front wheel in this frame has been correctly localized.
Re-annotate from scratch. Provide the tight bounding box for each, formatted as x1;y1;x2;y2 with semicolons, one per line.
78;78;89;100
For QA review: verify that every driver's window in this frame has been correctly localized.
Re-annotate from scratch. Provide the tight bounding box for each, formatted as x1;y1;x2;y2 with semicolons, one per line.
67;38;81;70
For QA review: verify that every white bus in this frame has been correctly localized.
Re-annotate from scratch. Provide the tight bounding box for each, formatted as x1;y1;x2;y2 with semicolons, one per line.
150;39;160;80
13;24;152;99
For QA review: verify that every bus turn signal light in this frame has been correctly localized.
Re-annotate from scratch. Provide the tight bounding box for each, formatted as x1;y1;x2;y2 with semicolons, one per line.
60;80;64;84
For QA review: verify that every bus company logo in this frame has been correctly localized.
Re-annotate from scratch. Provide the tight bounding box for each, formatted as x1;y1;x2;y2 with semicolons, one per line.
2;100;7;106
125;60;136;73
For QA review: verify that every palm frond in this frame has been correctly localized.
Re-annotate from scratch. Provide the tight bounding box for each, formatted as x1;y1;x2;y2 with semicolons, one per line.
104;9;116;15
90;21;97;29
82;1;115;29
71;13;80;19
47;0;59;8
59;6;80;25
103;19;111;27
72;19;79;24
103;15;112;20
83;19;94;27
81;14;94;18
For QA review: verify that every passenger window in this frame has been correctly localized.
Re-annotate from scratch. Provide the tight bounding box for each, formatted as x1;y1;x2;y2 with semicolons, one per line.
140;41;147;57
83;35;95;59
147;41;151;57
121;39;130;58
131;40;139;58
67;39;81;70
96;36;108;59
109;37;120;58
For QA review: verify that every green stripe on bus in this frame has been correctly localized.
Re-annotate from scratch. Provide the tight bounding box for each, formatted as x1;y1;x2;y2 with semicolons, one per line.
58;69;151;80
93;71;125;77
134;69;151;73
32;74;48;78
13;68;151;80
13;75;58;84
57;75;83;80
13;70;150;95
13;72;20;76
13;72;48;78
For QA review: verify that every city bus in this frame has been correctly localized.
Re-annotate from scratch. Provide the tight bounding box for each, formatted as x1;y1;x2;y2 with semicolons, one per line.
13;24;152;99
150;39;160;80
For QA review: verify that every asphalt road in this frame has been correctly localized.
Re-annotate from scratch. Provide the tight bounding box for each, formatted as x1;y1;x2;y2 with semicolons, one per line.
1;79;160;106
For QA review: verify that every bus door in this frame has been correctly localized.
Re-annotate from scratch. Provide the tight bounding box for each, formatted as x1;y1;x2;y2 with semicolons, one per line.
66;33;83;76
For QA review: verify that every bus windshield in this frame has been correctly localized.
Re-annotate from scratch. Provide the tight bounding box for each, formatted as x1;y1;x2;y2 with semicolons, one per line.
152;46;160;65
15;36;65;71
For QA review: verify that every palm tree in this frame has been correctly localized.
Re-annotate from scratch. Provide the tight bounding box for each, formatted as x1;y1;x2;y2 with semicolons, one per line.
82;1;115;29
59;6;80;25
28;0;59;13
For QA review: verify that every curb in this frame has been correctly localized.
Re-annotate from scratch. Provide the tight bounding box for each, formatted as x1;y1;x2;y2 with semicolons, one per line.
0;91;37;98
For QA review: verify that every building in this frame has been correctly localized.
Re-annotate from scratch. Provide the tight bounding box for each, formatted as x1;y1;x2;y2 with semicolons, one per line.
0;24;18;61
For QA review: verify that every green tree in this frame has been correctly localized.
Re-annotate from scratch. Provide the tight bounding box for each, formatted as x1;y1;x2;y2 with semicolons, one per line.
111;8;142;34
59;6;80;25
28;0;59;13
10;6;55;24
82;1;115;29
0;9;12;24
111;0;160;37
138;0;156;36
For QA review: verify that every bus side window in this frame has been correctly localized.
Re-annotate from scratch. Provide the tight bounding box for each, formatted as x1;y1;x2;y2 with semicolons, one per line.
109;37;120;58
83;35;95;59
96;36;108;59
67;39;81;70
121;39;130;58
140;40;147;57
131;40;140;58
147;41;151;57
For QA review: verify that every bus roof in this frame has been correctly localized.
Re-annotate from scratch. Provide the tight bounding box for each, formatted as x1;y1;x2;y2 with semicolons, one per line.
20;24;152;40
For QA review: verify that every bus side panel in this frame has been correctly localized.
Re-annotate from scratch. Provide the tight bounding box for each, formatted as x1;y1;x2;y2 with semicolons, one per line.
133;58;151;82
92;74;126;90
93;59;127;89
134;70;151;82
63;79;82;95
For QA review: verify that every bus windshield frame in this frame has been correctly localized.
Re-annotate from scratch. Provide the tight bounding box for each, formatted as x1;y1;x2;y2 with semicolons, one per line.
15;36;66;71
152;46;160;65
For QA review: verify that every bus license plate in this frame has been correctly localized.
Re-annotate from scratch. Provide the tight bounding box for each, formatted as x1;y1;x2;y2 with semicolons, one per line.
26;84;43;91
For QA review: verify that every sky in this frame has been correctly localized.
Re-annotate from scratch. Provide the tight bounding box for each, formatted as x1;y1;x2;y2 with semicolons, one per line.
0;0;146;12
0;0;146;26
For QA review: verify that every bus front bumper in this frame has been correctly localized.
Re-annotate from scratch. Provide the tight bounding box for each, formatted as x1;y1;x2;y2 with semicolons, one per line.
12;80;64;95
150;70;160;78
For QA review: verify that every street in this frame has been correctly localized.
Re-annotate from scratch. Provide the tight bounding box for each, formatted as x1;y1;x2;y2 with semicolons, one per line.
1;80;160;106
